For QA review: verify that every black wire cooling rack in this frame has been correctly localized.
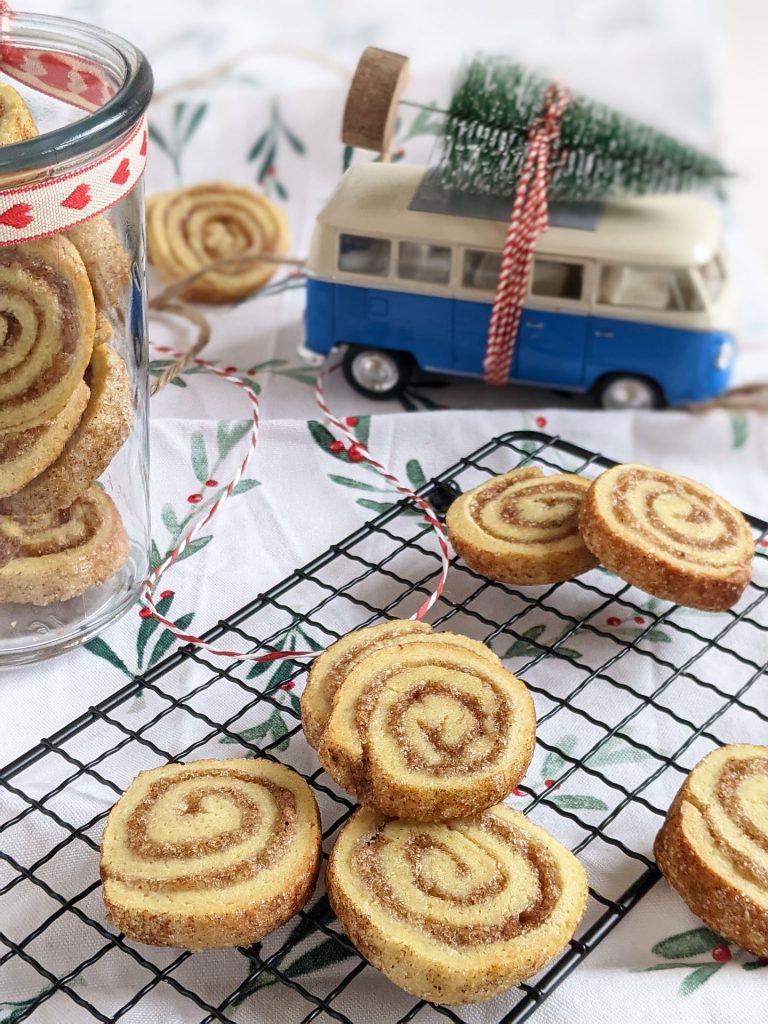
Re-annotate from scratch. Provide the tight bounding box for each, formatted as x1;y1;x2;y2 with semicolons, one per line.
1;430;767;1024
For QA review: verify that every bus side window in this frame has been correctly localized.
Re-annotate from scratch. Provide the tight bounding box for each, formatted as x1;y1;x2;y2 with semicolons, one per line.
598;265;703;311
398;241;451;285
531;259;584;300
463;249;502;291
338;233;391;276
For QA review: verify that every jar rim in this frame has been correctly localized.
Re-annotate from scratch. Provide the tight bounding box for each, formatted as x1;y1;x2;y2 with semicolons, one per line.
0;10;153;174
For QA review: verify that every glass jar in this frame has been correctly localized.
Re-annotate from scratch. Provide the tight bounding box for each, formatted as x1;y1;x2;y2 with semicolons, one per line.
0;12;153;664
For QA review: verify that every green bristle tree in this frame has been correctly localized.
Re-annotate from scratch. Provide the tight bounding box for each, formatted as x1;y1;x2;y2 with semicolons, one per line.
438;58;729;199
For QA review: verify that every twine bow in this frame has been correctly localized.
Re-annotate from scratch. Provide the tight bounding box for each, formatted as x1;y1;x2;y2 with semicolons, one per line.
484;82;571;385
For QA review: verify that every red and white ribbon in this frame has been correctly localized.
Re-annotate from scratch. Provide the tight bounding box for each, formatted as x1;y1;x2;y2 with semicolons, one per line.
483;83;571;385
0;115;147;244
0;1;147;243
314;364;450;621
139;357;451;663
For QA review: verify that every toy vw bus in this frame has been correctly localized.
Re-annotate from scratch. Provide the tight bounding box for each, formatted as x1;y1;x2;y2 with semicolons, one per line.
300;163;734;408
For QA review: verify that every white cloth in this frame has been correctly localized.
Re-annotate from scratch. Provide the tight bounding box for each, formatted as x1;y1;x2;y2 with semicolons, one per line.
2;2;768;1023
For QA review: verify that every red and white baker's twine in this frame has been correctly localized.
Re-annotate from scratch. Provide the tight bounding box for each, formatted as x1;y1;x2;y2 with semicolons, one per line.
140;358;450;663
484;83;571;385
0;2;147;243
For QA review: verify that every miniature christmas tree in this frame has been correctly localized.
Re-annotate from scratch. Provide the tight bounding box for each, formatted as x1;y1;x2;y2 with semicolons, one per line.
438;57;729;199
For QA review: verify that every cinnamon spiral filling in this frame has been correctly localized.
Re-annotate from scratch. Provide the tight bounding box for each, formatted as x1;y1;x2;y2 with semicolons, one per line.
0;238;95;430
107;768;297;892
147;182;290;303
352;815;559;943
318;636;535;820
472;469;590;546
610;468;750;567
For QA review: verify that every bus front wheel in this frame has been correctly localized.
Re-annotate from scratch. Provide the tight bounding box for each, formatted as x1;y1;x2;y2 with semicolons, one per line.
592;374;665;411
342;346;413;400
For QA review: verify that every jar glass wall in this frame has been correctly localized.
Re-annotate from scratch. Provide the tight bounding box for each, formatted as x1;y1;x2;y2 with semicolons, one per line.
0;13;153;664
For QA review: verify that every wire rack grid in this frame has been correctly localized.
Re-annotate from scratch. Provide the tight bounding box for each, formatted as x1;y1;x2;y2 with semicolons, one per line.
1;430;767;1024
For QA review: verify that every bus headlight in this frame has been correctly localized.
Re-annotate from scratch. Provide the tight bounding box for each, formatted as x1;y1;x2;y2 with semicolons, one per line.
716;339;734;371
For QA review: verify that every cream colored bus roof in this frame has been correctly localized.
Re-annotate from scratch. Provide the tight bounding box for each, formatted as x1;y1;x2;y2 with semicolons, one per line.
317;163;721;267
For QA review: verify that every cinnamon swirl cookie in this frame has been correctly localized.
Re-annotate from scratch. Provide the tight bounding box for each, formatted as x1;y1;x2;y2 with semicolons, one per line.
317;633;536;821
301;619;432;749
0;486;129;605
0;346;133;515
655;744;768;957
0;381;89;499
146;181;290;303
0;236;96;431
579;464;753;610
327;806;588;1004
101;758;322;949
446;467;597;585
0;83;37;145
67;216;132;312
0;517;21;569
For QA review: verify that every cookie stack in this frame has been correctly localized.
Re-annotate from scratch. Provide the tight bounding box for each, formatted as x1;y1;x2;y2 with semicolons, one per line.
0;86;134;606
447;463;754;611
302;621;589;1004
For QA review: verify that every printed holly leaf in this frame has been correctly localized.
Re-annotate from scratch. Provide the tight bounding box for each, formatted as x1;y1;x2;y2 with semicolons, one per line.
183;103;208;144
161;504;181;540
730;412;748;450
626;626;672;643
549;794;608;812
281;122;306;156
148;612;195;669
356;498;399;515
137;591;175;670
231;479;260;496
679;962;724;995
147;122;169;156
557;646;583;661
175;535;213;563
406;458;427;490
588;735;651;766
83;637;132;677
499;624;547;659
248;131;270;161
328;475;380;492
258;142;277;184
217;419;252;459
353;415;371;448
190;432;209;483
284;937;352;980
652;927;723;960
170;376;187;388
307;420;338;453
342;144;354;171
274;180;289;200
541;735;577;779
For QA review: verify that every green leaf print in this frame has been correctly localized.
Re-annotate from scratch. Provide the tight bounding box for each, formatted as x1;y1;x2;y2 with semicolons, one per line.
248;131;269;160
652;927;724;959
222;708;290;752
175;535;213;563
730;412;748;450
353;415;371;448
550;794;608;811
406;458;427;490
137;592;175;670
231;479;260;496
190;432;209;483
541;735;577;779
182;102;208;144
588;735;651;766
678;963;724;995
83;637;132;677
148;613;195;669
217;420;252;459
283;936;350;979
1;992;49;1023
328;475;380;492
161;504;181;540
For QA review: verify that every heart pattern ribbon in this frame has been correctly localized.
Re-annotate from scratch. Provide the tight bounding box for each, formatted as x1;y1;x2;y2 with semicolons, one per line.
0;1;148;244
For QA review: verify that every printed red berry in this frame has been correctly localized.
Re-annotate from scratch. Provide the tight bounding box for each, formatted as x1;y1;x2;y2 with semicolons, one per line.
139;608;152;619
512;787;525;797
634;616;644;624
205;479;218;488
544;779;555;788
247;369;256;376
160;590;174;600
345;416;359;427
280;681;295;691
330;440;344;454
607;616;621;626
188;493;202;504
266;164;275;176
535;415;547;428
348;445;364;463
711;945;731;962
224;365;237;374
760;538;768;548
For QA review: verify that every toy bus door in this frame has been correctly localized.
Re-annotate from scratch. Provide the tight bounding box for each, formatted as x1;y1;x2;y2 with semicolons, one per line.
456;250;591;385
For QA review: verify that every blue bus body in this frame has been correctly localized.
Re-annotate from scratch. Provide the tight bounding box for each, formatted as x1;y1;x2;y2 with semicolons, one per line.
304;278;733;405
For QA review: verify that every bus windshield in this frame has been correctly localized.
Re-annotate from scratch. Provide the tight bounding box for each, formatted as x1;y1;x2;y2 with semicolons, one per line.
697;255;726;302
